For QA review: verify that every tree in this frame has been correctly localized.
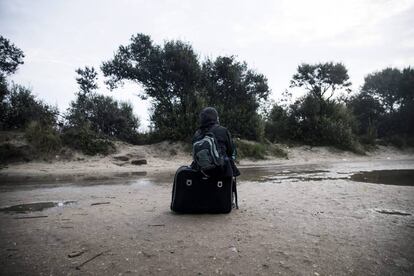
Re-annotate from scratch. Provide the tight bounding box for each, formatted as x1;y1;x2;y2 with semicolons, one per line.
356;67;414;140
264;103;292;142
0;36;25;120
65;67;140;143
290;62;351;103
75;66;98;94
0;36;25;76
348;92;384;139
201;56;270;140
361;68;403;113
398;67;414;136
102;33;202;140
2;84;58;129
285;62;358;150
0;74;8;122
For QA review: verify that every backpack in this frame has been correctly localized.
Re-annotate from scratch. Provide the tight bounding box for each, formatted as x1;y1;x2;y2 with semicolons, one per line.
192;129;224;172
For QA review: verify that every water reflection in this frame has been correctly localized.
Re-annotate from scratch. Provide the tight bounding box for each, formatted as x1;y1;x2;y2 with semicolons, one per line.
350;170;414;186
0;201;76;213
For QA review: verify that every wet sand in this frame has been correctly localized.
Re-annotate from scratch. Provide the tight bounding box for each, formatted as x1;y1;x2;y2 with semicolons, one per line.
0;159;413;275
1;144;413;184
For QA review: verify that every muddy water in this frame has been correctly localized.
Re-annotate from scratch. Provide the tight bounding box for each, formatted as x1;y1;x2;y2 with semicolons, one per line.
350;169;414;186
241;165;414;186
0;159;413;275
0;201;76;213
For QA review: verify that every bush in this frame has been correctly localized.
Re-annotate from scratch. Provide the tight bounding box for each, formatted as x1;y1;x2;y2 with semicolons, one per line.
235;139;266;159
235;139;287;159
61;124;115;155
1;84;58;130
25;121;61;155
0;143;32;164
65;93;140;144
384;135;407;148
265;104;292;143
265;141;288;158
358;124;377;145
288;95;361;151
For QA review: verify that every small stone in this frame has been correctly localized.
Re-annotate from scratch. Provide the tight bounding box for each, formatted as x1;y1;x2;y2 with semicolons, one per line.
113;155;129;161
131;159;147;165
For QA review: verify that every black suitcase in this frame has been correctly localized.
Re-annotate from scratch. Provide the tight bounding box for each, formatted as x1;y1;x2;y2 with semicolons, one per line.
171;166;233;213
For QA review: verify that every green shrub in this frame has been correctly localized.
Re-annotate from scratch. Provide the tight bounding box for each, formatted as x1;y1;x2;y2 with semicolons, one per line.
61;124;115;155
234;139;287;159
65;93;140;144
1;84;58;130
359;124;377;146
265;141;288;158
279;95;363;152
235;139;266;159
385;135;406;148
0;143;32;164
25;121;61;155
265;104;291;143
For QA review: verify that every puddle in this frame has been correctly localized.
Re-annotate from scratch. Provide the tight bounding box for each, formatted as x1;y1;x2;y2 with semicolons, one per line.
0;201;76;213
238;166;348;183
350;170;414;186
268;176;348;182
239;166;329;181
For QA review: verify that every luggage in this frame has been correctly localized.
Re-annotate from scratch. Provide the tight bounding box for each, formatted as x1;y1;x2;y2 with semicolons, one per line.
171;166;235;214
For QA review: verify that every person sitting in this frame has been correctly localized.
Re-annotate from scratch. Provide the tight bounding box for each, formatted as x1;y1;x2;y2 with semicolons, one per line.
191;107;240;207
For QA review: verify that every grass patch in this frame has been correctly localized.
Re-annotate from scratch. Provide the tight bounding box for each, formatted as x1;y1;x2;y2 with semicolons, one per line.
61;124;116;156
235;139;288;160
25;121;62;156
265;142;288;158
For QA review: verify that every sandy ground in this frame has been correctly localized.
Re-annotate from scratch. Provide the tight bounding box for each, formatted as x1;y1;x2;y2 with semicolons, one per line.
0;141;192;183
0;157;413;275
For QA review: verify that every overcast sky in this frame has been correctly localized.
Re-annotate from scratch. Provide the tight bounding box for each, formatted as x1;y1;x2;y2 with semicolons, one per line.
1;0;413;129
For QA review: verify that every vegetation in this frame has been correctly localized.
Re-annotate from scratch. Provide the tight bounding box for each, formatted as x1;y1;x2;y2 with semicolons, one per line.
0;35;413;162
0;36;24;76
64;66;140;145
101;34;203;141
201;56;269;140
235;139;287;160
0;36;58;133
1;84;58;130
0;142;32;164
25;121;61;156
348;67;414;146
265;62;361;152
102;33;269;141
61;123;115;155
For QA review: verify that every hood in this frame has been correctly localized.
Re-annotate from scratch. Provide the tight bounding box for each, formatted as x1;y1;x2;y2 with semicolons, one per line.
199;107;219;128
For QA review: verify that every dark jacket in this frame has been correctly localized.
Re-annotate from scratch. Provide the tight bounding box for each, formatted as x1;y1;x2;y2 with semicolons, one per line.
192;108;240;177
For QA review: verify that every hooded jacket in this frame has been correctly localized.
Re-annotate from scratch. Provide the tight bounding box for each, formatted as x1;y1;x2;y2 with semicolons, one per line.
192;107;240;177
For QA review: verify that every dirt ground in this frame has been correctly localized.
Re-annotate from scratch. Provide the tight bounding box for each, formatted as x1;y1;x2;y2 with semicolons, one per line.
0;157;413;275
